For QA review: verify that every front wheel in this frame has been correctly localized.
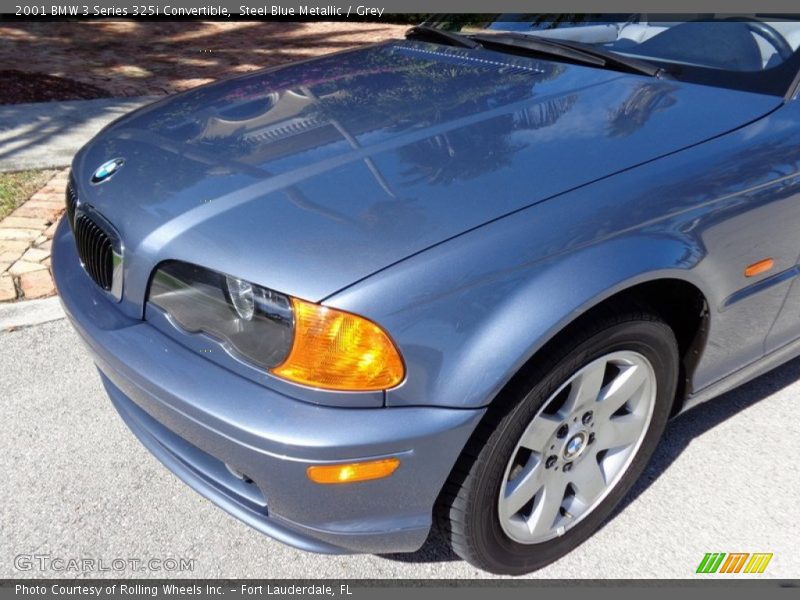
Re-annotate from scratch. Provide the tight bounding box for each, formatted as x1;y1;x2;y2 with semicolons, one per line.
437;308;678;574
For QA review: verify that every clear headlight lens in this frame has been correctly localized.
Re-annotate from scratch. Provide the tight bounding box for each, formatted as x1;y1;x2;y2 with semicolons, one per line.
148;261;404;391
225;275;255;321
149;261;294;370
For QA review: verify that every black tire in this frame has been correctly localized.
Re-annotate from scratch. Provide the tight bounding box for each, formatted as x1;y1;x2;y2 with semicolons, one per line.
436;305;678;575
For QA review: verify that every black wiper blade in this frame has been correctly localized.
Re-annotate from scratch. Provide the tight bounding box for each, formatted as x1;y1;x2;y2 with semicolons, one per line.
532;36;664;78
471;32;663;78
405;25;482;50
472;32;604;67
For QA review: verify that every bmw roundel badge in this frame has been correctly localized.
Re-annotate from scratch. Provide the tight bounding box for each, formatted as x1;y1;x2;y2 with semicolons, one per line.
91;158;125;184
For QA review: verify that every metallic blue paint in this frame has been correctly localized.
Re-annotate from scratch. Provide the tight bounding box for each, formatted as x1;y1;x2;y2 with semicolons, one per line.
54;39;800;553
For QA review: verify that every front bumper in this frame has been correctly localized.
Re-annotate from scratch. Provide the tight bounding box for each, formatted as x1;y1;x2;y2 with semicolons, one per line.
52;219;484;554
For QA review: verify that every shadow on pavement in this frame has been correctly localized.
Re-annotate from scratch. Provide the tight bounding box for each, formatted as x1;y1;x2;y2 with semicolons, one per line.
620;353;800;509
381;354;800;565
0;22;404;98
0;98;154;171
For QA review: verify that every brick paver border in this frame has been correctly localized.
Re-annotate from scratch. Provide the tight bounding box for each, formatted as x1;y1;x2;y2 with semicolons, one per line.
0;169;68;301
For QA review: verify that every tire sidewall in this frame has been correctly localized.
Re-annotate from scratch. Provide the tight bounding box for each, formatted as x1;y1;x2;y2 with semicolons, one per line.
464;319;677;575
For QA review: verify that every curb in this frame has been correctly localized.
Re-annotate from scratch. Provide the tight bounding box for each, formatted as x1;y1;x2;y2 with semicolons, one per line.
0;295;65;331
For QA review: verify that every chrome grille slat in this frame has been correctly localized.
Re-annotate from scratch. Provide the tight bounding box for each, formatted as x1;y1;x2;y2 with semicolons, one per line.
101;242;112;289
65;177;78;227
94;224;105;284
74;213;114;292
98;241;106;288
82;219;92;277
89;221;101;282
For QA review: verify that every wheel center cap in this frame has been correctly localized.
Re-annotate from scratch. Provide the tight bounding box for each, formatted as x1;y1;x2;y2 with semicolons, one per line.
564;432;587;459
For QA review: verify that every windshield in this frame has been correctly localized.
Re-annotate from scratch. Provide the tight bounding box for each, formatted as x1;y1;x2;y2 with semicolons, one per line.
425;14;800;95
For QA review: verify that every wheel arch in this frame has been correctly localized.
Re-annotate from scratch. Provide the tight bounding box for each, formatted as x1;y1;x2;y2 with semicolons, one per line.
441;231;716;415
334;227;715;413
499;277;710;417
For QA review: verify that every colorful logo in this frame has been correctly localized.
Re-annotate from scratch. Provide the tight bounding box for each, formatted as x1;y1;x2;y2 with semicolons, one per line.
696;552;773;574
91;158;125;184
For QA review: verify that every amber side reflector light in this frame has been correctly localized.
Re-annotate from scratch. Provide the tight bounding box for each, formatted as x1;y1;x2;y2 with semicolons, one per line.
307;458;401;484
744;258;774;278
271;297;405;391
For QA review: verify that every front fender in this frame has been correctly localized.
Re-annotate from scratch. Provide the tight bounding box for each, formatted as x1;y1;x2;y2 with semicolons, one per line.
327;216;711;409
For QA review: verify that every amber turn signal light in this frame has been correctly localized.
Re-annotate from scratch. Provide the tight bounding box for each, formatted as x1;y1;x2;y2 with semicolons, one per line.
271;298;405;391
744;258;774;278
306;458;401;484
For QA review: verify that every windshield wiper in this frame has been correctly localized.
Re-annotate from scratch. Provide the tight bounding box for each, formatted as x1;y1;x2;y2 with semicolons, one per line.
404;27;663;77
470;32;664;78
405;25;482;50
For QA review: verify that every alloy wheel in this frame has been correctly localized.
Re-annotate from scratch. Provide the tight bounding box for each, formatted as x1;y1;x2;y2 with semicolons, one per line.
497;350;656;544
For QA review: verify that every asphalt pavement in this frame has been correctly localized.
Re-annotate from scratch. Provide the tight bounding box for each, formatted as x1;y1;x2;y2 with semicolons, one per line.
1;318;798;579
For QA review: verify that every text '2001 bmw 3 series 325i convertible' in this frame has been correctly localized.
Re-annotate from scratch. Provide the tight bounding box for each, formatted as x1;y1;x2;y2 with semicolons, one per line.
54;15;800;574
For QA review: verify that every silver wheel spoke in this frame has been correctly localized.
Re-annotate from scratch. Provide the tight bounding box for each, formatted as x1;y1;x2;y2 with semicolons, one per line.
562;359;606;415
528;478;567;537
596;362;647;419
600;414;647;450
500;460;545;520
570;455;606;502
518;414;561;450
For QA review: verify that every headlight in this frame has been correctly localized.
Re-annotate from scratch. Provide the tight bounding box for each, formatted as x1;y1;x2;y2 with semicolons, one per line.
149;261;405;392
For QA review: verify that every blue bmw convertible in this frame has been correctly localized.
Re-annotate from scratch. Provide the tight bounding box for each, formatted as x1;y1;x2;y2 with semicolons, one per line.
53;15;800;574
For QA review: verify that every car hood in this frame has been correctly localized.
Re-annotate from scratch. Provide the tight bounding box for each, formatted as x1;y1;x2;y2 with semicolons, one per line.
73;40;781;303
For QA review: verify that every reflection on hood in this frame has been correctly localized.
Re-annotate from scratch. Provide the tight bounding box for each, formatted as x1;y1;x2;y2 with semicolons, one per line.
75;39;783;301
